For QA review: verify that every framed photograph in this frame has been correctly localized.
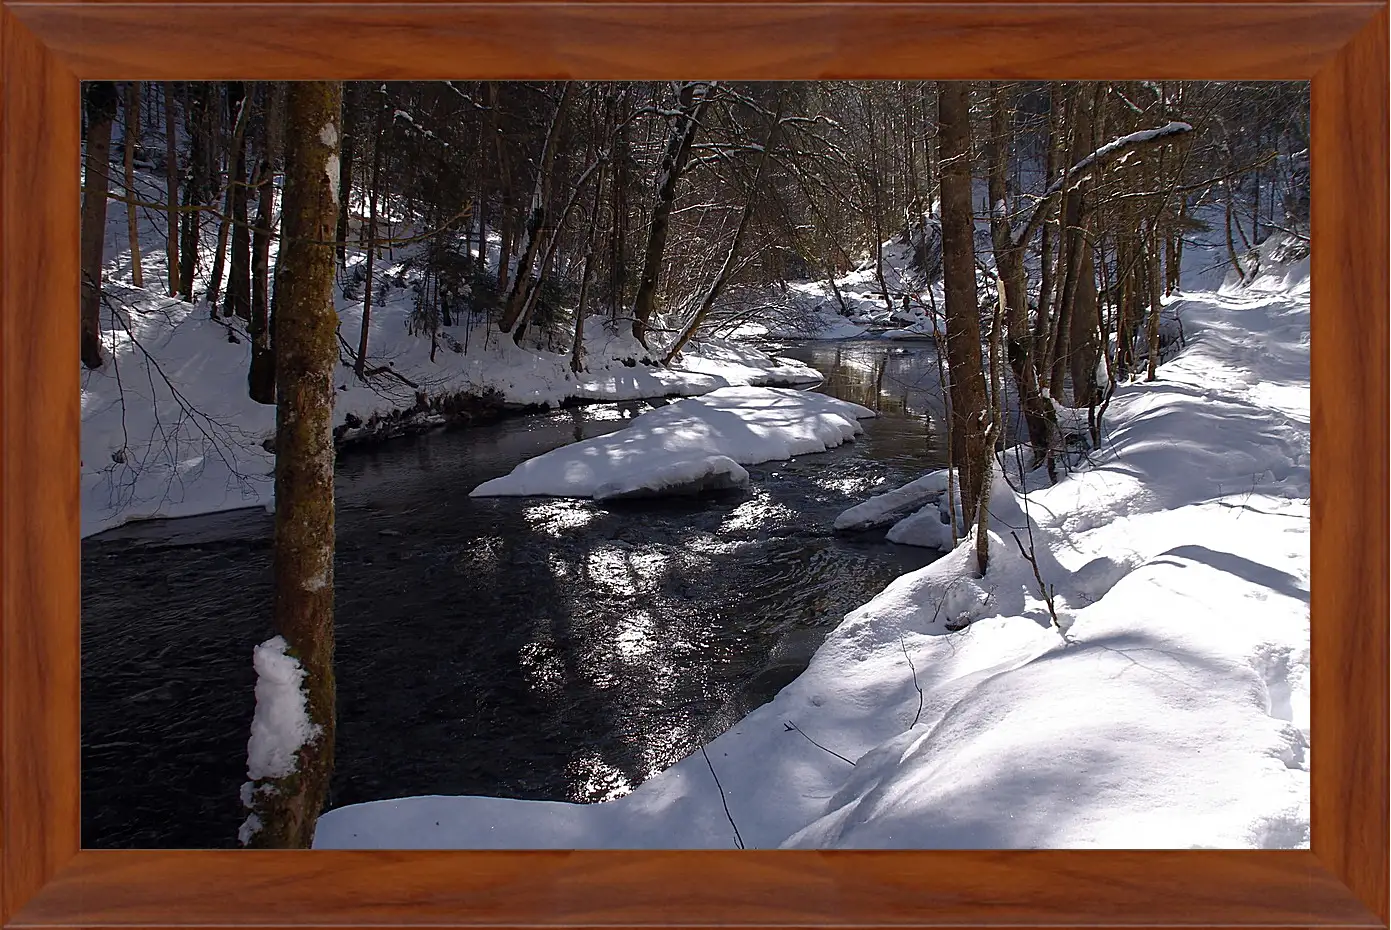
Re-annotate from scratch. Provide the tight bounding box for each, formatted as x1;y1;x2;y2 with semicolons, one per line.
2;0;1385;926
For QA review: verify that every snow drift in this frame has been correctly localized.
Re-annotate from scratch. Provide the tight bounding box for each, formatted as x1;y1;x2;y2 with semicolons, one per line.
470;387;875;500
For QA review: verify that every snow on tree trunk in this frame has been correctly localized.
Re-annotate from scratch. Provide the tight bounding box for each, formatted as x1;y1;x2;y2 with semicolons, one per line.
80;81;119;370
238;636;321;845
240;80;341;850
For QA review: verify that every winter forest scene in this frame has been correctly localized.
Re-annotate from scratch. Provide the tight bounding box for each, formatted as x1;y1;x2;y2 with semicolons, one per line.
80;79;1311;850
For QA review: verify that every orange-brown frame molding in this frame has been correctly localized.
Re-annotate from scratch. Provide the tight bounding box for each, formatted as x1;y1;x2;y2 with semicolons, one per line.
1;1;1385;927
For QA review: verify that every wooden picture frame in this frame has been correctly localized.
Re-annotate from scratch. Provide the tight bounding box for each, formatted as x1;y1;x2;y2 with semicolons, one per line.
2;1;1386;926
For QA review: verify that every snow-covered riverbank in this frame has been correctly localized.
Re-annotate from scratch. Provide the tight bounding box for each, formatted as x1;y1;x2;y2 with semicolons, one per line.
314;245;1310;850
82;304;815;538
82;190;819;539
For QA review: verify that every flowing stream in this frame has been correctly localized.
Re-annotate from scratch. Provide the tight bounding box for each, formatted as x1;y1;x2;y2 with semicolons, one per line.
81;339;949;848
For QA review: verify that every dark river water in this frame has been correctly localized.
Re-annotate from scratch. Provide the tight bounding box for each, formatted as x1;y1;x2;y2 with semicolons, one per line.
81;339;949;849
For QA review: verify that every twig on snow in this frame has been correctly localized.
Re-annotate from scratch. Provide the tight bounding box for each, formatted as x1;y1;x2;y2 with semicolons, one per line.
898;629;925;728
700;745;745;849
783;720;856;766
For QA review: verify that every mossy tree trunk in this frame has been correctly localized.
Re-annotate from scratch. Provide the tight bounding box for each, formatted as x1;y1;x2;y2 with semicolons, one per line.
243;80;342;850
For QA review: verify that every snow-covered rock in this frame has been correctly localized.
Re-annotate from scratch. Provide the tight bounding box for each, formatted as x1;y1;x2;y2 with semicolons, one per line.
834;469;951;531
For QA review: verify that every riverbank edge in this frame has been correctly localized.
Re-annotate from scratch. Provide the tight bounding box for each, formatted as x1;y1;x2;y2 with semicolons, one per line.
327;371;823;454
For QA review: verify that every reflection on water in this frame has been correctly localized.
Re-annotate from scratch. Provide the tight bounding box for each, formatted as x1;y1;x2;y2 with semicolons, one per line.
797;342;945;419
81;341;949;849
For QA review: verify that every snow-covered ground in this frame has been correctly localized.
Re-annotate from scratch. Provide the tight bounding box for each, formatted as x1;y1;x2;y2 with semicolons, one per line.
470;386;873;501
81;171;820;538
314;239;1310;850
729;238;939;342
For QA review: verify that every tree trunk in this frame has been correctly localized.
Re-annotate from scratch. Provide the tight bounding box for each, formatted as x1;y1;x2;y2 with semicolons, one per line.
207;84;252;313
241;80;342;851
179;83;210;302
496;215;512;293
570;162;607;373
1169;197;1187;294
354;101;386;379
163;83;182;299
665;96;785;364
225;82;253;321
1225;182;1246;282
630;81;713;349
936;81;991;530
986;82;1055;468
1068;239;1100;407
248;158;276;403
863;91;894;310
81;81;119;370
512;153;606;344
477;82;497;268
610;99;630;315
498;83;573;336
250;82;285;406
123;82;145;289
1047;84;1099;400
1145;222;1165;381
1114;234;1135;378
1034;84;1063;378
335;84;356;266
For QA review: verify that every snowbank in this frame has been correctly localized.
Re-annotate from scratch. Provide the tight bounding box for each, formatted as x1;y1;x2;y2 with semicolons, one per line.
672;338;824;387
470;387;874;500
80;171;823;538
316;240;1310;850
81;300;815;537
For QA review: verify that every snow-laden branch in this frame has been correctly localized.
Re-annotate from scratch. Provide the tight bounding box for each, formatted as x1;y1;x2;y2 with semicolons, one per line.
1008;121;1194;250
